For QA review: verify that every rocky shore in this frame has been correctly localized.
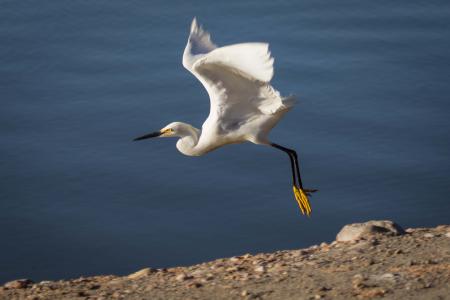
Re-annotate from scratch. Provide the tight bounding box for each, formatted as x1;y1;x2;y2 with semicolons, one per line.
1;220;449;300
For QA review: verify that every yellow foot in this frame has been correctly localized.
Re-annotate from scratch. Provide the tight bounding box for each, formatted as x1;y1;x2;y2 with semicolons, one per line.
293;186;313;216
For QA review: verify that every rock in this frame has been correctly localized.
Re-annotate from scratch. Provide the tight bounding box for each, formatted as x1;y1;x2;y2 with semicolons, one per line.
436;225;450;230
291;249;307;257
187;282;202;288
89;284;101;290
226;266;239;272
376;273;397;283
241;290;249;296
352;274;366;289
127;268;156;279
336;220;405;242
358;288;387;298
254;266;265;273
111;291;122;298
423;233;434;238
446;232;450;238
77;291;88;297
176;273;192;282
4;279;33;289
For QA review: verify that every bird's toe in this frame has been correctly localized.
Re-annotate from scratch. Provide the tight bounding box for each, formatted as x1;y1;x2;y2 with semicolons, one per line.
293;186;312;216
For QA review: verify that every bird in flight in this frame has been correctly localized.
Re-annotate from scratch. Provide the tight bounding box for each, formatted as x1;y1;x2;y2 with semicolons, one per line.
134;18;317;216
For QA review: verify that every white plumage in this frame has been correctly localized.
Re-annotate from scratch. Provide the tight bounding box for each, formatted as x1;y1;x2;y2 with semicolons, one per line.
134;18;315;216
180;18;296;155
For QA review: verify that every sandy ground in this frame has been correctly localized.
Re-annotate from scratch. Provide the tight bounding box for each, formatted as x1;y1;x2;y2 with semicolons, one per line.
1;222;449;300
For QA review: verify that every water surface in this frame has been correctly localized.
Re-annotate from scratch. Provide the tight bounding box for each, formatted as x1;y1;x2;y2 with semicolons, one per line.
1;0;450;283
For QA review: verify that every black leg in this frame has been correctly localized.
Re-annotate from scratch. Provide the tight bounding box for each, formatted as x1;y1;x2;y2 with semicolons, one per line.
271;143;297;187
290;148;304;189
271;143;302;188
270;143;316;216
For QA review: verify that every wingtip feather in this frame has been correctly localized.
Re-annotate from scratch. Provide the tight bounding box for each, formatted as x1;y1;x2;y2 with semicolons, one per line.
191;17;198;33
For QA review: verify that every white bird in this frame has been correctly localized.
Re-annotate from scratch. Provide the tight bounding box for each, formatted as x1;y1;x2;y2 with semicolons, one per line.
134;18;316;215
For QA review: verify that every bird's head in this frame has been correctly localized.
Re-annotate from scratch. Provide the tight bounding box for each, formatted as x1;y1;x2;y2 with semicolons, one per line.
133;122;192;141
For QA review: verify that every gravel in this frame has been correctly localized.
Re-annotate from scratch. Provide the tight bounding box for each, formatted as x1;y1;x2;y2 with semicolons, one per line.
1;221;449;300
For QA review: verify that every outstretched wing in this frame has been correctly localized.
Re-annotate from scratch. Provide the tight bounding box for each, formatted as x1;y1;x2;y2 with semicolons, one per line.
182;18;293;134
182;18;217;72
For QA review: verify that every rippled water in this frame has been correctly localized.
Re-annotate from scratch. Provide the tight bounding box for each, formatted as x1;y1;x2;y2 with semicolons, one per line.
1;1;450;283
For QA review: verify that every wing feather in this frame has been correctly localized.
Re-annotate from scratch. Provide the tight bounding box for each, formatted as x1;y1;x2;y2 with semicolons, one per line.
183;18;217;71
194;61;293;132
195;43;274;83
182;18;295;136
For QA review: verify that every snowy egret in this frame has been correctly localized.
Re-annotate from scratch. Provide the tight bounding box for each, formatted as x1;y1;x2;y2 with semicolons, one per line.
134;18;317;216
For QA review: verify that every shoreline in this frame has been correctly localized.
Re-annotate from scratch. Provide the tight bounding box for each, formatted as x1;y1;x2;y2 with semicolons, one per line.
1;220;449;300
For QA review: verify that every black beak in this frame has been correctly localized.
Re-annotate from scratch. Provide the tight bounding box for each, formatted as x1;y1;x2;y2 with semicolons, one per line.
133;131;162;141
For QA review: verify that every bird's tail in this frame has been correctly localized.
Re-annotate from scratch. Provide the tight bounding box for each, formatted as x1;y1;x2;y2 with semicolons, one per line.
282;95;297;109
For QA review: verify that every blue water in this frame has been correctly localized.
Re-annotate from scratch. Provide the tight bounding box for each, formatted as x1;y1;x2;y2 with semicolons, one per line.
1;1;450;284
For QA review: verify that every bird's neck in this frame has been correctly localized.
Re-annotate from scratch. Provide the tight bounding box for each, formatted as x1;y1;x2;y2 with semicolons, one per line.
175;124;202;156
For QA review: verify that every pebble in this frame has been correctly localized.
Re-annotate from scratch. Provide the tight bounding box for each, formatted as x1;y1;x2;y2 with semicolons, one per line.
111;291;122;298
226;266;239;272
190;269;205;277
127;268;156;280
423;233;434;238
89;284;100;290
175;274;191;282
377;273;397;283
241;290;249;296
408;260;417;266
4;279;33;289
187;282;202;288
394;249;403;255
352;274;366;288
77;291;88;297
230;256;240;262
446;232;450;238
254;266;265;273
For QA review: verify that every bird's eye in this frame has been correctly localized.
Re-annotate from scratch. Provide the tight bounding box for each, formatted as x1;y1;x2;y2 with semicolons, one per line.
162;128;174;135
